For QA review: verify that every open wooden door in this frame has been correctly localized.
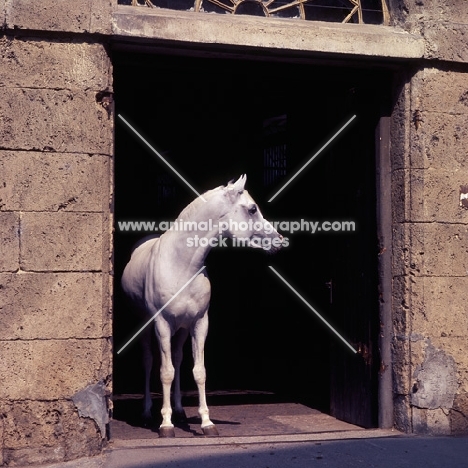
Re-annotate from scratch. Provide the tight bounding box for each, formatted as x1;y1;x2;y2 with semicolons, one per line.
325;89;381;428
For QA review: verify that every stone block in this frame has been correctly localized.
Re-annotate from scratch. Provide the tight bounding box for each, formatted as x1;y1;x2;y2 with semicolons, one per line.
408;222;468;276
392;275;411;337
411;343;457;410
424;22;468;63
390;78;411;171
0;151;110;212
0;88;113;154
0;37;111;90
409;168;468;223
0;339;107;400
2;399;102;466
20;212;103;271
0;0;5;28
392;335;411;395
391;169;411;223
444;1;468;23
414;68;468;114
0;212;19;271
6;0;93;33
412;407;451;435
451;393;468;434
0;272;103;340
411;276;468;339
113;6;424;58
392;223;411;277
0;409;3;466
394;395;411;433
431;337;468;382
422;113;468;170
90;0;114;35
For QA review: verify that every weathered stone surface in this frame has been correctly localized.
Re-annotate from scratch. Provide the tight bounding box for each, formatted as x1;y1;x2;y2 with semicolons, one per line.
423;22;468;63
90;0;114;35
112;6;425;59
412;406;451;435
390;78;411;171
411;344;457;410
2;399;103;466
6;0;93;34
0;212;19;271
0;339;108;399
413;68;468;114
0;408;3;466
392;335;411;395
424;113;468;169
4;0;112;35
0;88;113;154
398;222;468;277
392;169;411;223
20;212;103;271
392;223;411;277
409;168;468;223
393;395;411;433
0;37;112;90
431;337;468;386
392;275;411;337
0;272;103;340
0;0;5;28
72;381;109;438
410;112;468;171
411;276;468;339
451;393;468;434
0;151;110;212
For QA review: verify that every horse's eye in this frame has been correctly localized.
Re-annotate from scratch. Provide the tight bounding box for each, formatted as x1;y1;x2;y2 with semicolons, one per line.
248;205;257;215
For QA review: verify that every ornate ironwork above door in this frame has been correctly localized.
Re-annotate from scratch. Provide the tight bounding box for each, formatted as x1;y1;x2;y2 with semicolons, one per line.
128;0;390;25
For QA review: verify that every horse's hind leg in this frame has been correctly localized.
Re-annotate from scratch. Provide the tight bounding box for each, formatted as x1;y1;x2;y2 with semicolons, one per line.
191;314;218;436
141;325;153;425
155;318;176;437
172;327;189;423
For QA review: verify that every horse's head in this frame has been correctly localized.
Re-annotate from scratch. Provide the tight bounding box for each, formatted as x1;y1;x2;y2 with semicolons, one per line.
218;174;283;253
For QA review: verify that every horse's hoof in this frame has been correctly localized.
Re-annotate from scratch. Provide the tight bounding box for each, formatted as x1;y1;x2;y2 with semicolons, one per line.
202;424;219;437
173;409;188;424
159;426;176;438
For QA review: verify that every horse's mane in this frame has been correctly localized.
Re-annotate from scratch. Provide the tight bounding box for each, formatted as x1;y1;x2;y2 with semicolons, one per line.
176;185;224;221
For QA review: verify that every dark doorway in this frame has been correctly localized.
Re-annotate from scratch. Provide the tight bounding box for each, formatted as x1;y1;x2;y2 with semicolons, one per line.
113;51;386;429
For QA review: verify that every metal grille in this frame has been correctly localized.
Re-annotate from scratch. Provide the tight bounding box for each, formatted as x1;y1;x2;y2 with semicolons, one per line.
122;0;390;25
263;114;287;188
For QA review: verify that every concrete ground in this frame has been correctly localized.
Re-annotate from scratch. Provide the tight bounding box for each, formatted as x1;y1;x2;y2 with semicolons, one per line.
23;432;468;468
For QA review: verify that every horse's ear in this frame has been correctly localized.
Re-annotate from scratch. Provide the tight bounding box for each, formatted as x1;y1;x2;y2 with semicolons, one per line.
227;174;247;193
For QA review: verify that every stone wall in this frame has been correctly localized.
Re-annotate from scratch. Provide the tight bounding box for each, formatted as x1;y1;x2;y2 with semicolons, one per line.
0;1;114;465
0;0;467;465
390;0;468;435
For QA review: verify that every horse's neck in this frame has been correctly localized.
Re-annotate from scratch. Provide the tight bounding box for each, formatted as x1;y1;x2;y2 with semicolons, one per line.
161;194;223;272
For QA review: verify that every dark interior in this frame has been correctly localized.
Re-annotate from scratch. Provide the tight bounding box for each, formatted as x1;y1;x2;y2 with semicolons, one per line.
112;50;388;429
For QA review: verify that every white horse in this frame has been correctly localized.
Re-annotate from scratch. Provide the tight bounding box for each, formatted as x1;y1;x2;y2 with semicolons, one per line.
121;175;282;437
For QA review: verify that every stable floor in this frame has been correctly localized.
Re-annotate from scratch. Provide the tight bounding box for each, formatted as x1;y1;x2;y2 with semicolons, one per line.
111;391;361;440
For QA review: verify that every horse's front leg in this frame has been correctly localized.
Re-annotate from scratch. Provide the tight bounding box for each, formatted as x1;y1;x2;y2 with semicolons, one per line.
191;314;218;436
155;318;176;437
